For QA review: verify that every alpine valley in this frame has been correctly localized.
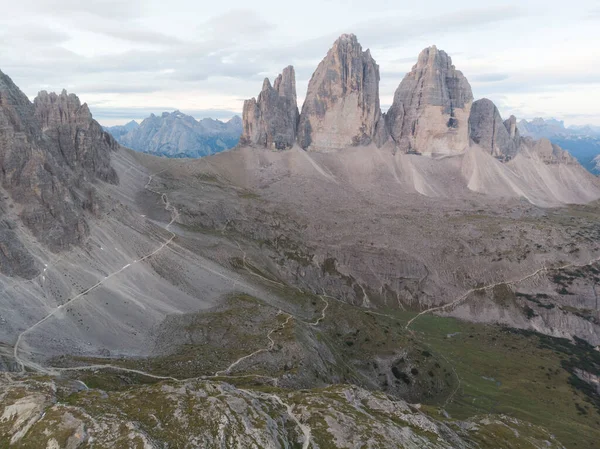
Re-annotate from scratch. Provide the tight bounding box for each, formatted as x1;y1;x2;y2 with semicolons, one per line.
1;34;600;449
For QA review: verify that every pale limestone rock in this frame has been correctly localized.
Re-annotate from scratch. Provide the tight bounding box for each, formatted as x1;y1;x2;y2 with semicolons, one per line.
297;34;383;151
241;65;298;150
386;46;473;154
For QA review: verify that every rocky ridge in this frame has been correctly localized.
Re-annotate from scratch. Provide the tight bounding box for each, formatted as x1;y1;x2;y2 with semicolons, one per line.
241;34;582;166
0;375;566;449
518;118;600;173
0;72;118;277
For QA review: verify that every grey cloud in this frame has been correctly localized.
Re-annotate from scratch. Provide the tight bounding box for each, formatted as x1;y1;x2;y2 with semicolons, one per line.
91;106;240;123
228;6;525;82
390;57;420;64
470;73;510;83
472;72;600;97
586;8;600;19
0;27;71;45
75;84;163;94
22;0;144;19
352;6;526;49
85;24;184;46
204;9;276;38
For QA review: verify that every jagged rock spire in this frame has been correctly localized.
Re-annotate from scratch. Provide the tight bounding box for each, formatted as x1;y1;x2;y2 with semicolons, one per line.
297;34;384;150
241;65;299;150
386;46;473;154
469;98;519;159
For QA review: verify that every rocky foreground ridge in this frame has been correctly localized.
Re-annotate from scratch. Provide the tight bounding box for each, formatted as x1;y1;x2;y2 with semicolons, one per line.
0;375;566;449
242;34;585;167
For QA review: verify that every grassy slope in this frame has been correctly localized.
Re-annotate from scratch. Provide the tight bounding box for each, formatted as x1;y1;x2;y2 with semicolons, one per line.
408;313;600;449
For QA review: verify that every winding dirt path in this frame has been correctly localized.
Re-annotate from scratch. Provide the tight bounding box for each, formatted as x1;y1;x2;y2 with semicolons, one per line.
405;255;600;330
309;296;329;326
215;313;293;376
13;170;179;372
264;392;312;449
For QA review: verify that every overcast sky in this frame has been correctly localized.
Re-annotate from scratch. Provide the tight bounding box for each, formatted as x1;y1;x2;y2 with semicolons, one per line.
2;0;599;126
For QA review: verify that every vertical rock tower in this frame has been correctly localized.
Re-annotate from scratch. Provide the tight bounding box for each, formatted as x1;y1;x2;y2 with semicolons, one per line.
297;34;384;151
469;98;520;159
240;65;299;150
386;46;473;154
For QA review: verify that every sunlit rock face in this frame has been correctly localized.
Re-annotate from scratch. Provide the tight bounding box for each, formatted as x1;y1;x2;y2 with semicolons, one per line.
297;34;383;151
386;46;473;154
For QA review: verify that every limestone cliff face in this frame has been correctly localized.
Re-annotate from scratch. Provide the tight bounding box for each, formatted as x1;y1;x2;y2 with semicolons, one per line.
469;98;519;159
297;34;383;150
386;46;473;154
0;70;118;276
241;66;299;150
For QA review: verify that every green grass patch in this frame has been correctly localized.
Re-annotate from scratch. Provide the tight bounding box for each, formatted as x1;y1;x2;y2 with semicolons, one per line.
411;314;600;448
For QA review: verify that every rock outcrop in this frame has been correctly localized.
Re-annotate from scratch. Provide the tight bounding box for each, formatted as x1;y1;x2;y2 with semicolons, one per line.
0;377;567;449
34;90;118;183
241;66;299;150
297;34;383;150
386;46;473;154
520;137;578;164
0;70;118;276
469;98;519;159
114;111;241;157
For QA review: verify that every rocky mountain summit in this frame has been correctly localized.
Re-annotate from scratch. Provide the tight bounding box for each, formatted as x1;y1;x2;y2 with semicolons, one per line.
0;71;117;277
241;66;299;149
297;34;384;150
386;46;473;154
108;111;241;158
104;119;139;139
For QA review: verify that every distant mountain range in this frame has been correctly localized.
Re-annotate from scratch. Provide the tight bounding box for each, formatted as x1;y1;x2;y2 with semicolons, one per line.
104;111;242;158
518;118;600;174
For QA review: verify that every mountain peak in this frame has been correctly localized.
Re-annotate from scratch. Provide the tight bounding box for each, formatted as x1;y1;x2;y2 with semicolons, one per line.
386;46;473;154
273;65;296;103
415;45;455;72
333;33;358;45
297;34;382;150
261;78;272;91
241;66;299;150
